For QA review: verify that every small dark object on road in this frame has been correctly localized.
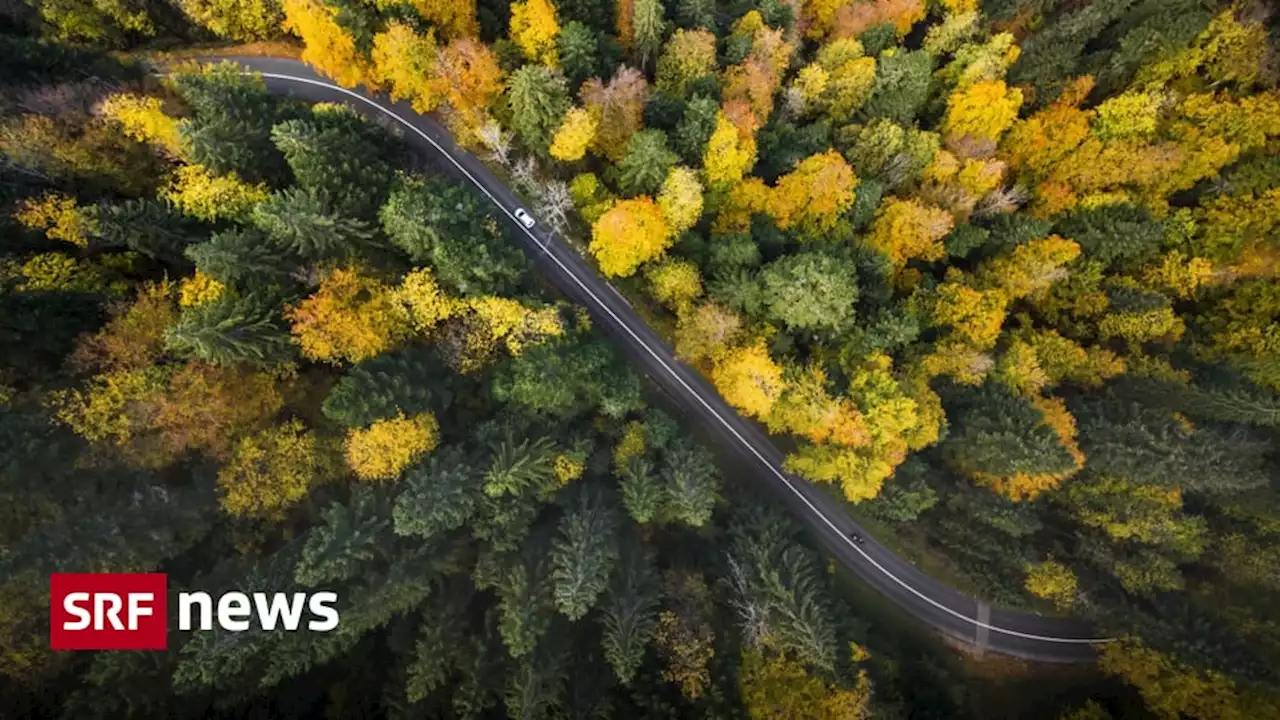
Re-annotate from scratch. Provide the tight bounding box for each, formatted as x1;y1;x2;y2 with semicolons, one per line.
848;531;865;545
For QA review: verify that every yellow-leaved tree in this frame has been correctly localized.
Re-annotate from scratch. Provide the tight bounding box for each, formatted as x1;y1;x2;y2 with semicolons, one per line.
218;419;337;518
943;79;1023;147
287;267;412;364
98;93;183;156
645;258;703;315
589;197;673;277
163;165;269;222
767;150;857;233
656;165;704;233
509;0;560;66
550;107;597;162
344;412;440;481
282;0;370;88
866;197;954;268
711;340;785;419
371;23;446;113
1024;559;1078;610
703;112;757;189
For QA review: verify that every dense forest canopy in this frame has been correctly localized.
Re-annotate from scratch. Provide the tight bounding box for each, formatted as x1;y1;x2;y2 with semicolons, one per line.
2;0;1280;717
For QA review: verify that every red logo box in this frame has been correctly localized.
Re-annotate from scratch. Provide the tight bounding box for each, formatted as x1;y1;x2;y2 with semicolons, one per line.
50;573;168;650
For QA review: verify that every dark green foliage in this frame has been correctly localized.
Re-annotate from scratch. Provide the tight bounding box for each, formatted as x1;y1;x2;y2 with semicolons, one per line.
0;34;144;83
173;63;298;184
619;457;666;524
381;176;527;295
979;213;1053;253
1054;204;1164;268
707;233;762;278
598;542;660;686
1088;0;1214;97
558;22;600;89
860;49;934;126
864;457;938;523
839;305;921;359
674;94;719;166
643;92;686;134
1111;375;1280;428
252;187;378;261
557;0;613;33
185;229;293;288
939;382;1078;480
1074;396;1273;495
551;486;620;620
659;437;719;527
1009;0;1137;107
676;0;717;31
0;292;102;377
616;129;678;196
90;198;202;264
708;268;764;317
725;501;839;671
1215;144;1280;196
492;338;643;421
394;447;483;538
756;120;832;183
271;109;397;219
946;486;1043;538
758;250;860;335
295;489;391;587
164;292;295;366
848;177;883;231
758;0;794;30
943;224;991;259
859;23;898;57
323;346;456;427
507;65;572;157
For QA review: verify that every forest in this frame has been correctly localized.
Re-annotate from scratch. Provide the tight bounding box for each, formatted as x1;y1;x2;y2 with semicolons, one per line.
2;0;1280;717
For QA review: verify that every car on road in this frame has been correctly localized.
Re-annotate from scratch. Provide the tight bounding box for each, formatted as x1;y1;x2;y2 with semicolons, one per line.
514;208;536;229
848;531;866;545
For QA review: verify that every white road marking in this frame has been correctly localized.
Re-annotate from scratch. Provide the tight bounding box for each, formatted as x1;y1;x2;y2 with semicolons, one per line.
241;68;1114;647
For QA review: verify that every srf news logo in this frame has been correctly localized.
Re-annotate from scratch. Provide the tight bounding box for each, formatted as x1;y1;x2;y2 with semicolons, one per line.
50;573;339;650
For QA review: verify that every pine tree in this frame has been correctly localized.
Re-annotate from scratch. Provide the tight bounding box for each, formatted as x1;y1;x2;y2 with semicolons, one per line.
660;437;718;527
184;229;293;289
271;107;396;219
619;456;666;523
394;447;483;537
295;489;391;586
252;188;376;261
551;487;620;620
507;65;572;156
323;347;456;427
598;542;660;685
165;293;295;367
91;198;203;264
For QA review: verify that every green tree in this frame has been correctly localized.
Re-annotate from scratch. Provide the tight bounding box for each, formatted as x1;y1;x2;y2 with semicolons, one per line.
295;489;390;587
630;0;667;69
939;382;1078;484
599;542;660;685
557;21;599;88
184;229;293;289
380;176;527;295
758;251;860;335
165;293;295;367
172;62;297;184
492;338;643;420
674;94;720;166
860;49;934;126
551;487;620;620
616;129;679;197
91;198;203;265
323;347;455;427
619;456;666;524
508;65;572;156
271;107;396;219
393;446;482;538
660;437;719;527
252;188;376;261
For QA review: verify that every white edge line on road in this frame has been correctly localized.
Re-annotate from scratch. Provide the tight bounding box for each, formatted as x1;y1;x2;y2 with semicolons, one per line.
241;68;1113;646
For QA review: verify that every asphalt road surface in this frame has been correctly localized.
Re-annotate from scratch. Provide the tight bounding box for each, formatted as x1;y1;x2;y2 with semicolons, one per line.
203;56;1112;662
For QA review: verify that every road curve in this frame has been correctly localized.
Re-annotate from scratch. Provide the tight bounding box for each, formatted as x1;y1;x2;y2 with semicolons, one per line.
203;56;1112;662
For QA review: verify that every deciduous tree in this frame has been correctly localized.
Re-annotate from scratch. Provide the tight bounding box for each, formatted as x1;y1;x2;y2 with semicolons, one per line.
589;197;672;277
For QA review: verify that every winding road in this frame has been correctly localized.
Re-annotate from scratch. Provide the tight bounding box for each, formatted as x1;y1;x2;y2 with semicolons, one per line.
207;56;1111;662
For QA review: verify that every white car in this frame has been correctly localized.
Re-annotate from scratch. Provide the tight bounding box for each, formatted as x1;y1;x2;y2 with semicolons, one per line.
513;208;536;229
